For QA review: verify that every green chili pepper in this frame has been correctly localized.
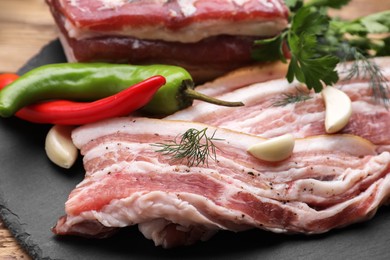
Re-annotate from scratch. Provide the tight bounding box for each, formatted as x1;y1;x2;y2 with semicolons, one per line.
0;63;243;117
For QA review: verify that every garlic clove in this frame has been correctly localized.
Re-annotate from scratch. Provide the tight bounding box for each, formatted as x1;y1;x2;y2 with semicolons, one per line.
322;86;352;134
45;125;78;169
247;134;295;162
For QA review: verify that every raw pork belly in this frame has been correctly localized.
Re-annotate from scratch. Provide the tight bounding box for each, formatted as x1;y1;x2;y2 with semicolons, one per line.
53;117;390;248
45;0;289;82
167;57;390;151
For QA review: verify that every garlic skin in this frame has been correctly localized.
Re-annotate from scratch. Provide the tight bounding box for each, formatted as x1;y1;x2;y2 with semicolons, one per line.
322;86;352;134
45;125;78;169
247;134;295;162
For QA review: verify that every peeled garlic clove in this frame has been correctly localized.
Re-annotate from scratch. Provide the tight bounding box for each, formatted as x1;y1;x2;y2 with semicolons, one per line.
247;134;295;162
45;125;78;169
322;86;352;134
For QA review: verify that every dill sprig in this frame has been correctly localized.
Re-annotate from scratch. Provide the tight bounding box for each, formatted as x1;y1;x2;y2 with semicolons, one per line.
152;128;223;167
271;87;313;107
341;47;389;107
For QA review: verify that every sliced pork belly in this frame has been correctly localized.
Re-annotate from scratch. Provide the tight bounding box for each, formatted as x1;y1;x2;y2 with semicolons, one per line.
53;117;390;248
45;0;289;82
167;57;390;151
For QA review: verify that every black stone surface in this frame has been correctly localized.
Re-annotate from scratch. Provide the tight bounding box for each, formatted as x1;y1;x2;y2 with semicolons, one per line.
0;40;389;260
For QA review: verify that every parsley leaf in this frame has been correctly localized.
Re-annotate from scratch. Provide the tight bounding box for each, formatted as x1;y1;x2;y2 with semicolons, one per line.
286;6;339;91
290;6;329;35
284;0;304;12
304;0;352;9
287;32;339;91
353;10;390;34
252;34;287;63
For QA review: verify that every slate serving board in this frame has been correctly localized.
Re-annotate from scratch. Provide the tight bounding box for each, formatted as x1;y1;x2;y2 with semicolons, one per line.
1;40;390;260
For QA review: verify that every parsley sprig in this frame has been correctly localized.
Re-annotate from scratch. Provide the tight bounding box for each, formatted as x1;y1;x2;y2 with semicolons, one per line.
286;6;340;92
252;0;390;103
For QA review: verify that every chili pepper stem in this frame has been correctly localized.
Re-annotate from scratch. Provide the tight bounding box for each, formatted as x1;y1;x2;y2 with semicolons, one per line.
183;84;244;107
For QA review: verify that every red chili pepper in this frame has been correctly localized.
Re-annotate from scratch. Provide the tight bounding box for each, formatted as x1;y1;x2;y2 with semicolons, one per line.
0;74;166;125
0;73;19;89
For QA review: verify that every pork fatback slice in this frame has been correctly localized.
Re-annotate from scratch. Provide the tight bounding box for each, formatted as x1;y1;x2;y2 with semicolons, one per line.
53;117;390;248
193;57;390;97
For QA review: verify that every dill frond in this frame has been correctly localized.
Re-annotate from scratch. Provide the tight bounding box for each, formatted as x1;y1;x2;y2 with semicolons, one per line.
341;46;389;107
271;87;313;107
152;128;223;167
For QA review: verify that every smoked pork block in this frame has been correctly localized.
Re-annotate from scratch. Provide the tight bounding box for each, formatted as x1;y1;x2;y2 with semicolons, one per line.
45;0;289;82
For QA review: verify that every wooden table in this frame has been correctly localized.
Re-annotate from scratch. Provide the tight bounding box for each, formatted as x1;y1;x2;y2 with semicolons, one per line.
0;0;389;259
